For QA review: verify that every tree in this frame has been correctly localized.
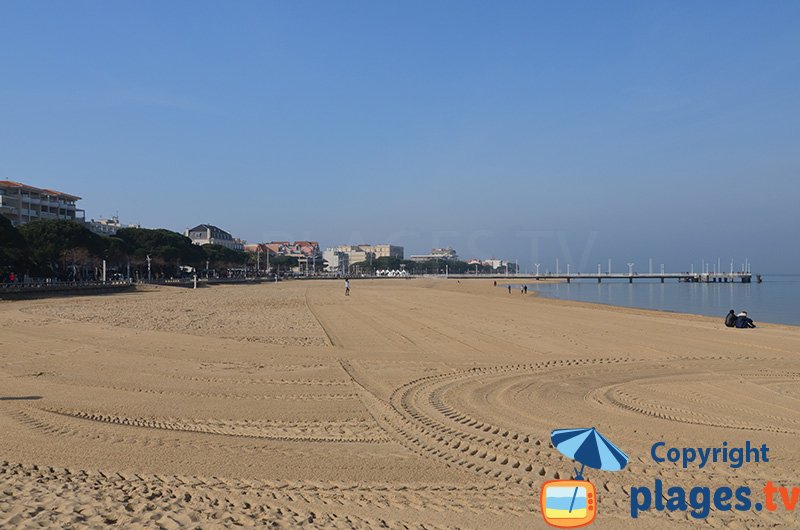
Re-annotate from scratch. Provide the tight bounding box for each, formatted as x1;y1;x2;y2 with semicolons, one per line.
271;255;298;274
18;220;106;278
0;214;29;274
115;227;204;277
204;244;247;269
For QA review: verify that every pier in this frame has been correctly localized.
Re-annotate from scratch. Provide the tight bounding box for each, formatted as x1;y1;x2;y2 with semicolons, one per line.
446;272;754;283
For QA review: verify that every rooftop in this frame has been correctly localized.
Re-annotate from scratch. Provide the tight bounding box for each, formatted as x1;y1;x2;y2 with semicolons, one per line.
0;180;81;201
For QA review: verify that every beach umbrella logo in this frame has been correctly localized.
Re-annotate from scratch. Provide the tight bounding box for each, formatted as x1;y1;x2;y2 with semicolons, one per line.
540;427;629;528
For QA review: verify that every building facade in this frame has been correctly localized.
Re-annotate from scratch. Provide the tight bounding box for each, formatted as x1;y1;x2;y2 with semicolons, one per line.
184;224;245;251
357;244;404;259
409;247;459;262
0;180;85;226
322;244;402;272
263;241;321;259
325;245;374;271
86;216;141;236
466;258;518;273
322;248;350;273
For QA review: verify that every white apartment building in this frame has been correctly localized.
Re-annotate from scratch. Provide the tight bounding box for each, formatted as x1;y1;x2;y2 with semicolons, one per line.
322;248;350;273
86;216;141;236
356;244;404;259
409;247;459;262
323;243;402;272
0;180;85;226
184;224;245;251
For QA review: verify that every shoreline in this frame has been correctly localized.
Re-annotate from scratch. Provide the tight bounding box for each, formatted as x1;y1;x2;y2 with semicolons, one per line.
493;278;799;330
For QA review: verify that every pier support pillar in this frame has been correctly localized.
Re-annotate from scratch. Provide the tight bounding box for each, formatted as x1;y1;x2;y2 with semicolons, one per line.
629;278;633;284
566;278;570;284
661;277;664;283
598;278;601;283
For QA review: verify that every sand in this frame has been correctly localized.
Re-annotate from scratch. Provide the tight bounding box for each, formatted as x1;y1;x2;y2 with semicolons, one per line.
2;278;800;528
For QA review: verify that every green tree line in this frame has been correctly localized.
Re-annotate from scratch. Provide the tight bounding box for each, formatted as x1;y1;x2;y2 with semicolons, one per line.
0;215;255;281
349;256;498;275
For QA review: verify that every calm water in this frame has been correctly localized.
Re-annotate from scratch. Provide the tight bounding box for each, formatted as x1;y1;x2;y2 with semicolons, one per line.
527;275;800;326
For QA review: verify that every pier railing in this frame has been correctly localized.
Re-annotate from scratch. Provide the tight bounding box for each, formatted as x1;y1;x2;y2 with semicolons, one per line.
0;279;135;299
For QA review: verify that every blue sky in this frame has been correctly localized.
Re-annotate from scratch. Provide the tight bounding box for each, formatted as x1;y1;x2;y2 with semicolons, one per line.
2;2;798;272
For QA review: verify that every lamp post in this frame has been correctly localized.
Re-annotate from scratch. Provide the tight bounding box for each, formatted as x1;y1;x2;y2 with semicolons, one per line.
627;262;634;276
146;255;152;281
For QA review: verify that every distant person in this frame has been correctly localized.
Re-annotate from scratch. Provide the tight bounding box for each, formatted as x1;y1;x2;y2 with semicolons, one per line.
344;278;350;296
735;311;756;328
724;309;737;328
508;285;512;294
493;280;497;287
523;285;528;294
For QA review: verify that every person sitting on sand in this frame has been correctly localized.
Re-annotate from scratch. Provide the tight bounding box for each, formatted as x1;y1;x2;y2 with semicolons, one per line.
724;309;737;328
735;311;756;328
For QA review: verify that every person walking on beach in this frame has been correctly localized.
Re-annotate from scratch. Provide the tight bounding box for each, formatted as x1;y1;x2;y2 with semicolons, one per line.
344;278;350;296
735;311;756;328
508;285;512;294
523;285;528;294
724;309;737;327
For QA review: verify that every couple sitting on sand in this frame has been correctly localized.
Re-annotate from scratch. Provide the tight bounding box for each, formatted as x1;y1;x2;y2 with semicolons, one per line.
725;310;756;328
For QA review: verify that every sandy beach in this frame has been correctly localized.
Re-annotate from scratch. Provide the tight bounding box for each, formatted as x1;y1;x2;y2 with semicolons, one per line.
2;279;800;528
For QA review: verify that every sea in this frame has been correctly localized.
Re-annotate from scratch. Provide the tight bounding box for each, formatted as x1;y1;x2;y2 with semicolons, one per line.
526;275;800;326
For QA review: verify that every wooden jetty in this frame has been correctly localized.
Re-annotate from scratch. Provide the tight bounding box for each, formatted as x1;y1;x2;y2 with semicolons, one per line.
446;272;754;283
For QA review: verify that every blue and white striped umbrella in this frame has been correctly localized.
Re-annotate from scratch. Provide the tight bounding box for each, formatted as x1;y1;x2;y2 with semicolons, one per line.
551;427;629;473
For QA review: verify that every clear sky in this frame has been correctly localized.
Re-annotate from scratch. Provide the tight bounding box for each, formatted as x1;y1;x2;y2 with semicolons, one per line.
2;2;798;273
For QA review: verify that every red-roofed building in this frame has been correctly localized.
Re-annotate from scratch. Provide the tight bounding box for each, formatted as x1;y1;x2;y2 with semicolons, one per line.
249;241;322;273
0;180;85;226
262;241;321;258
